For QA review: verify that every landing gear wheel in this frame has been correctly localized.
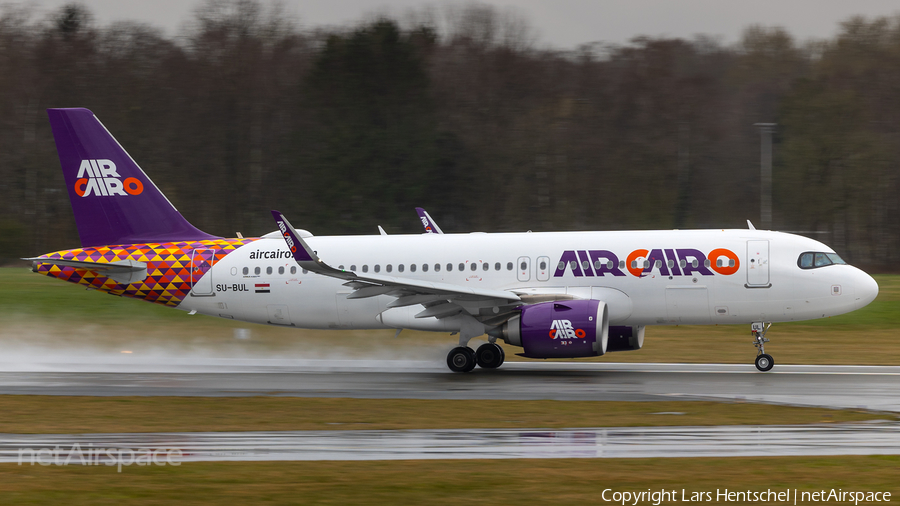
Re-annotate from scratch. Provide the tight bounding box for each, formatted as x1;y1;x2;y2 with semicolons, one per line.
447;346;477;372
755;353;774;372
751;322;774;372
475;343;505;369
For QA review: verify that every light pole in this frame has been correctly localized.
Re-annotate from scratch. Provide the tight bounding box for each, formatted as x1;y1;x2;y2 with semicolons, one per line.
754;123;776;230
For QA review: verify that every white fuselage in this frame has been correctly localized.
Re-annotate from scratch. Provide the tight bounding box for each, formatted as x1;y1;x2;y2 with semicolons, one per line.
178;229;879;332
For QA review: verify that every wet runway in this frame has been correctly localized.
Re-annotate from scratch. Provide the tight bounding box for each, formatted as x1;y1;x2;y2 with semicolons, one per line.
0;357;899;412
2;422;900;462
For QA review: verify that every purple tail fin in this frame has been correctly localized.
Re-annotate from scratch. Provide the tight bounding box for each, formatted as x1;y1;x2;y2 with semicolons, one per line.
48;108;218;247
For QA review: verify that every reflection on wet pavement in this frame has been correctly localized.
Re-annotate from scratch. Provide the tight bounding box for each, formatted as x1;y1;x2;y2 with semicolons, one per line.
2;422;899;462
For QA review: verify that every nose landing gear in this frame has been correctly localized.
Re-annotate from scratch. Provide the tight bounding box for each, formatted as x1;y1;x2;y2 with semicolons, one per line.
752;322;774;372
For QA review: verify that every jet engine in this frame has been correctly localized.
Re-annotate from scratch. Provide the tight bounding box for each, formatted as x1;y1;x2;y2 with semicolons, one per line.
488;300;609;358
606;325;645;352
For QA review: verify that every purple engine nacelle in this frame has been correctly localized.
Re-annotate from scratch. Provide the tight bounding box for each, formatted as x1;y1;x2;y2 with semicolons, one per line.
490;300;610;359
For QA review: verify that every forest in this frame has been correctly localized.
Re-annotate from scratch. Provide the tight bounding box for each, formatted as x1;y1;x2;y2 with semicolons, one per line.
1;1;898;270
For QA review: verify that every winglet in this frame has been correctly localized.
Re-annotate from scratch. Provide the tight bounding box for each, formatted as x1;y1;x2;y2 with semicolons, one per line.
271;210;352;279
415;207;443;234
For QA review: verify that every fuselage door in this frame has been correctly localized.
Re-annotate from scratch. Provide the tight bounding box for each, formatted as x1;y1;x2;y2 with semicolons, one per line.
517;256;531;282
746;240;770;287
190;248;216;296
536;256;550;282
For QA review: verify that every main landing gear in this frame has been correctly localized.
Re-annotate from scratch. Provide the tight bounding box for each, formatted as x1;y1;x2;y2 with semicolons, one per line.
446;342;505;372
752;322;774;372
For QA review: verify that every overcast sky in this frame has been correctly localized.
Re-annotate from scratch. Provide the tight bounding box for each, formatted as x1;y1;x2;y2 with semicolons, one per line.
28;0;900;48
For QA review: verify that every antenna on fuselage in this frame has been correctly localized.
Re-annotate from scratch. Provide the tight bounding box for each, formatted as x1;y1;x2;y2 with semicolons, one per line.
747;220;757;230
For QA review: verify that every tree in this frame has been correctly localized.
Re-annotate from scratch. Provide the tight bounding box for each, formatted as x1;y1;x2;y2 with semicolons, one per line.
297;20;446;234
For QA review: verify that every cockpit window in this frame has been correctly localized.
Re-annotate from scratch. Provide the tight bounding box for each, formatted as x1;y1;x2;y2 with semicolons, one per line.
798;251;846;269
799;253;813;268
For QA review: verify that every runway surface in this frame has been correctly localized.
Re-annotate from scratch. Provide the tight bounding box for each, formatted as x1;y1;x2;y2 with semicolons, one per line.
3;422;900;462
1;355;899;412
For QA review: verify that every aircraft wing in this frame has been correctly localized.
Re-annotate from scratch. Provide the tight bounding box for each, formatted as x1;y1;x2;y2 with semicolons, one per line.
271;211;520;320
25;257;148;284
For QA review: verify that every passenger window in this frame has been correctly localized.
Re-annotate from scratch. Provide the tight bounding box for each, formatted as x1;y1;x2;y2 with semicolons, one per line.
520;261;527;271
679;259;687;268
362;265;368;273
483;263;489;271
435;263;441;272
242;267;249;275
654;260;661;269
278;266;284;275
494;262;500;271
374;265;380;273
398;264;404;272
691;260;698;268
266;266;272;275
423;264;429;272
507;262;513;271
290;266;297;275
643;260;650;269
459;263;465;271
470;263;477;271
386;264;392;273
618;260;625;269
540;260;548;270
351;265;357;271
411;264;417;272
558;262;566;270
447;263;453;271
569;261;578;270
302;268;308;274
703;259;710;268
667;260;674;268
254;267;261;275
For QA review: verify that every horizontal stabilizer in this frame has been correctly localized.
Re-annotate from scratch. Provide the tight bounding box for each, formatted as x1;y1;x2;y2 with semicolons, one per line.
26;257;147;284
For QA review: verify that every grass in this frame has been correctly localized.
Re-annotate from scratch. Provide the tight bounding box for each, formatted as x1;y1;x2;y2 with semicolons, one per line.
1;456;898;505
2;269;899;503
2;268;899;365
0;396;889;434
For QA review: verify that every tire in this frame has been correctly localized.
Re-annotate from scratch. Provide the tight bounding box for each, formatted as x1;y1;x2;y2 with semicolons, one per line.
755;353;774;372
447;346;476;372
475;343;505;369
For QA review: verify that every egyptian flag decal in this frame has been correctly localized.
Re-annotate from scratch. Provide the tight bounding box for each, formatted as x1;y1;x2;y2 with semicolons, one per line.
255;283;270;294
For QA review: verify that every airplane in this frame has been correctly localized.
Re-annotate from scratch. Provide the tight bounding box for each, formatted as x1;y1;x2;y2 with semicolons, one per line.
27;108;879;373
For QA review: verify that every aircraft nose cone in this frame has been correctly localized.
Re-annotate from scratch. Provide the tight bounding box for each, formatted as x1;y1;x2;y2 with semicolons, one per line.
856;272;879;309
